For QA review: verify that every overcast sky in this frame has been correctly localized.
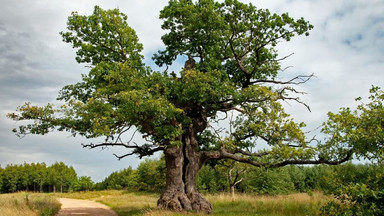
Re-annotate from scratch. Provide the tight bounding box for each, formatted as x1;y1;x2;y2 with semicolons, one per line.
0;0;383;182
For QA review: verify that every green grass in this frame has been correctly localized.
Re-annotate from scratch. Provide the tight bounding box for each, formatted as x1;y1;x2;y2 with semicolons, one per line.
0;190;331;216
0;192;61;216
205;193;329;216
56;190;331;216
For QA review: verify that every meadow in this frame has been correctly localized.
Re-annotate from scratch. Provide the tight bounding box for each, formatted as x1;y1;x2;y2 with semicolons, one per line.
0;190;331;216
0;192;60;216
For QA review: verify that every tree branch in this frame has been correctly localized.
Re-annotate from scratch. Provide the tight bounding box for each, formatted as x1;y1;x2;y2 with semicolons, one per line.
82;142;164;160
250;73;315;85
203;147;353;168
233;149;269;157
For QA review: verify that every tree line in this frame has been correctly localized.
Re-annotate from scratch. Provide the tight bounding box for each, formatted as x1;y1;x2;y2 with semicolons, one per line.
96;158;381;196
0;162;94;193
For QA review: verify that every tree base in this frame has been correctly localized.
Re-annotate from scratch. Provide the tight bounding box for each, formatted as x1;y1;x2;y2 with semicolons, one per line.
158;190;212;214
188;192;212;214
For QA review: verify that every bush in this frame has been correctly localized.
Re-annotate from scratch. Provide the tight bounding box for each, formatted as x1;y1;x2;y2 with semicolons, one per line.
196;165;227;193
321;164;384;216
243;167;295;195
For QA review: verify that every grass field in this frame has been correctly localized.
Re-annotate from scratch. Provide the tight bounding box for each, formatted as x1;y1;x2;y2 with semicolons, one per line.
57;190;331;216
0;192;60;216
0;190;331;216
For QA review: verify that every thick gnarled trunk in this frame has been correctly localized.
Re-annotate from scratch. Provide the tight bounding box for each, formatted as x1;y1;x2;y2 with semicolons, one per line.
157;125;212;214
184;126;212;213
157;146;192;211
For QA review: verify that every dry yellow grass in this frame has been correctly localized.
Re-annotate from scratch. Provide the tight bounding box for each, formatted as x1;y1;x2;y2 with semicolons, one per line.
0;192;60;216
142;192;331;216
54;190;331;216
0;193;37;216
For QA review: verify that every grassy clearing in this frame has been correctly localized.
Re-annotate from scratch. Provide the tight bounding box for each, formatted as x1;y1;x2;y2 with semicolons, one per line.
204;192;330;216
0;192;60;216
56;190;331;216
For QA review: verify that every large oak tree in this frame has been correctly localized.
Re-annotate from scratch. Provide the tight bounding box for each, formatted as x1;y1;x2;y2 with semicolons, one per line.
8;0;357;213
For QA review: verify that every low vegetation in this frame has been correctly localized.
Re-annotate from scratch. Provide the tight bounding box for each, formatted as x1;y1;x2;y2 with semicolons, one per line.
0;192;60;216
55;190;329;216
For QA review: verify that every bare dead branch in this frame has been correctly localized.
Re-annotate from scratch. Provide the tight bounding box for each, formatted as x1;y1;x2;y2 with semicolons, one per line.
113;152;136;160
276;53;294;62
250;73;315;85
82;142;164;160
281;96;311;112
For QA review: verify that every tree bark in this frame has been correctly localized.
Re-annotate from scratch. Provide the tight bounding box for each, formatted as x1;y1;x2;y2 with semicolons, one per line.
157;124;212;214
228;167;244;197
157;146;192;211
184;126;212;213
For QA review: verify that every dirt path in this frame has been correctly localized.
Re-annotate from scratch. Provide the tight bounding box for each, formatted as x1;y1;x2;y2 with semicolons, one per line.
56;198;118;216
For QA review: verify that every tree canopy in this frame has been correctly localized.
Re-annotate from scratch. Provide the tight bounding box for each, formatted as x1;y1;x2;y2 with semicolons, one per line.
8;1;319;163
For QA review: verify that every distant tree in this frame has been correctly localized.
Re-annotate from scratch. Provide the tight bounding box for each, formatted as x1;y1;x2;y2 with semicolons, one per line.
101;167;138;190
0;166;3;193
46;164;58;192
196;164;227;193
136;158;166;192
3;165;19;193
47;162;77;193
285;166;307;192
215;160;248;197
243;167;295;195
103;172;124;190
74;176;94;191
118;167;138;189
8;0;364;213
17;163;29;191
34;162;47;192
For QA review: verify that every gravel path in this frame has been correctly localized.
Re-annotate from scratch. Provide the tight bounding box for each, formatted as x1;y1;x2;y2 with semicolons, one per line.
56;198;118;216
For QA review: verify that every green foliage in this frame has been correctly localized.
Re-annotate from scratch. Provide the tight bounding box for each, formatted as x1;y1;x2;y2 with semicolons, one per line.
321;86;384;162
74;176;95;191
285;166;306;192
155;0;313;74
98;158;166;192
27;194;61;216
196;165;228;193
99;167;138;190
136;158;166;192
60;5;143;65
320;163;384;216
0;162;93;193
243;167;295;195
48;162;77;193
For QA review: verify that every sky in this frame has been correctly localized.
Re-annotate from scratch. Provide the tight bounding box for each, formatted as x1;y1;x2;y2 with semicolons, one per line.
0;0;383;182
